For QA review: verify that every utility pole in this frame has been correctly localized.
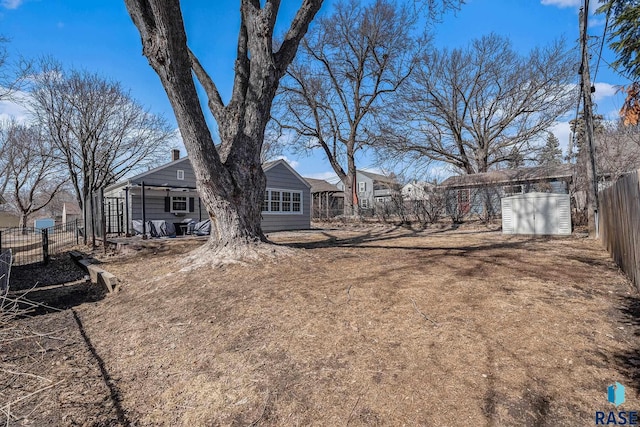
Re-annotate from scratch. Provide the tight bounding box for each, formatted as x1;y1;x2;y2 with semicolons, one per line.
579;1;600;238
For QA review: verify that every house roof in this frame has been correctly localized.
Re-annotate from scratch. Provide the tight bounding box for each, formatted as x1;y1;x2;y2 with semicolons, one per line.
62;203;82;216
359;170;398;184
263;159;311;188
440;164;574;189
304;178;343;193
127;156;192;184
402;181;435;190
106;157;310;192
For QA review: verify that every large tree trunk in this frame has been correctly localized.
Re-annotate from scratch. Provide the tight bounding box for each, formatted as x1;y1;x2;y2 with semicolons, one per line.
125;1;263;250
124;0;321;264
346;151;359;217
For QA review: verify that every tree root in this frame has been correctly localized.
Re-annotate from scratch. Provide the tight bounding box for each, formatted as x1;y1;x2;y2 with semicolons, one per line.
179;240;297;271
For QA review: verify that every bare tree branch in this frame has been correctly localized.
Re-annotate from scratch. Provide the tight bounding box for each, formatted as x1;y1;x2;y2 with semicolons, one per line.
383;33;576;175
273;0;423;215
28;59;174;242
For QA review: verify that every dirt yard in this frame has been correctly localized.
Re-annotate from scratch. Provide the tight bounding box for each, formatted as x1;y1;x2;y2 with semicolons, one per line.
2;224;639;426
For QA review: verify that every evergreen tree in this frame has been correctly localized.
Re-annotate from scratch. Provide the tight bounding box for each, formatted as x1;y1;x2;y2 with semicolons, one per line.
598;1;640;79
598;1;640;124
507;145;526;169
538;132;563;166
568;112;604;162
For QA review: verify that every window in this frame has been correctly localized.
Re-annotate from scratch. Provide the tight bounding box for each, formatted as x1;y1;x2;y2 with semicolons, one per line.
358;182;366;193
503;185;522;194
360;198;369;209
177;170;185;180
262;189;303;214
375;197;386;203
292;192;301;212
270;191;281;212
458;189;470;204
171;196;188;213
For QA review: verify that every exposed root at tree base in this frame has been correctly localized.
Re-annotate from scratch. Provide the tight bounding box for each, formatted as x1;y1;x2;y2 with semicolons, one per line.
179;240;298;271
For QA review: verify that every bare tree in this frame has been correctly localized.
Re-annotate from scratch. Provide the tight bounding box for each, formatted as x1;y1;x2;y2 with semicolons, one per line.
123;0;323;260
0;37;22;102
28;60;174;244
272;0;422;216
123;0;460;261
596;120;640;181
3;123;67;229
0;124;10;199
383;33;576;174
0;38;29;200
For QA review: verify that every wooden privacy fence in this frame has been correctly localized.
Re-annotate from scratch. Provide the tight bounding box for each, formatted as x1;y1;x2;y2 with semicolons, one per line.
599;169;640;290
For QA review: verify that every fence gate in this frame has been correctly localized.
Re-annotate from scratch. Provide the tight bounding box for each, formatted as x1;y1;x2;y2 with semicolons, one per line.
104;196;126;236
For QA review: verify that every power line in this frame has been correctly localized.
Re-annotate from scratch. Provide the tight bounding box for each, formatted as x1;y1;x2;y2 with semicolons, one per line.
592;2;611;83
591;51;635;82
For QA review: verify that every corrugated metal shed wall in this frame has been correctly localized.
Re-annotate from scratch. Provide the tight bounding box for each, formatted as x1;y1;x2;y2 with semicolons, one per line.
501;193;571;235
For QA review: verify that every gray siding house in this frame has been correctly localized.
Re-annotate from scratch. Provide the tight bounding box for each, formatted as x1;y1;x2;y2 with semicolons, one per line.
336;170;400;210
103;152;310;234
440;164;573;218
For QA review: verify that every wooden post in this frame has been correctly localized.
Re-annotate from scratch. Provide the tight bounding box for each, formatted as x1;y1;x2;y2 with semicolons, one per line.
580;2;600;237
326;192;329;219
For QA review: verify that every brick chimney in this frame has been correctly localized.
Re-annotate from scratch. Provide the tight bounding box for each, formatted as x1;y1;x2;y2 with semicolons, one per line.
171;149;180;162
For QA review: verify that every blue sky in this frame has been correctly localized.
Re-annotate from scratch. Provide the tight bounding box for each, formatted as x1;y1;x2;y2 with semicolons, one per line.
0;0;631;182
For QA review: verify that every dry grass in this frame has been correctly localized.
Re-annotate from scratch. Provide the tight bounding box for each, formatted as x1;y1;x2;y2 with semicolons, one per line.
72;225;638;425
2;224;640;425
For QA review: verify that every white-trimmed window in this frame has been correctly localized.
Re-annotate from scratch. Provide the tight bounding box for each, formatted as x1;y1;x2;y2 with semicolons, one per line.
177;170;185;180
358;182;366;193
360;198;369;209
262;189;303;214
171;196;188;213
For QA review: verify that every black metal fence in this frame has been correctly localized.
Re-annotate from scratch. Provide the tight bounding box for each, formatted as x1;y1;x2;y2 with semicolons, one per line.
0;219;80;266
0;249;11;293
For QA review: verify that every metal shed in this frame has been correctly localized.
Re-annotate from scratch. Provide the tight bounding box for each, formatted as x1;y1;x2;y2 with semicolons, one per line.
501;192;571;235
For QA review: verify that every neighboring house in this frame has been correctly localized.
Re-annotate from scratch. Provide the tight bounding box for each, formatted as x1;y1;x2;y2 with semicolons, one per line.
61;203;82;228
305;178;344;219
440;164;573;217
336;170;400;210
103;151;311;234
0;212;19;229
401;181;435;201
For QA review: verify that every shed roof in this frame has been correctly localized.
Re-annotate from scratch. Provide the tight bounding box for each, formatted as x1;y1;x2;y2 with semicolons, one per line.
304;178;342;194
440;164;574;189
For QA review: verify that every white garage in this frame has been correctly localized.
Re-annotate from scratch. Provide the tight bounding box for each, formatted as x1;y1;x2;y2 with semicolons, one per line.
501;192;572;235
